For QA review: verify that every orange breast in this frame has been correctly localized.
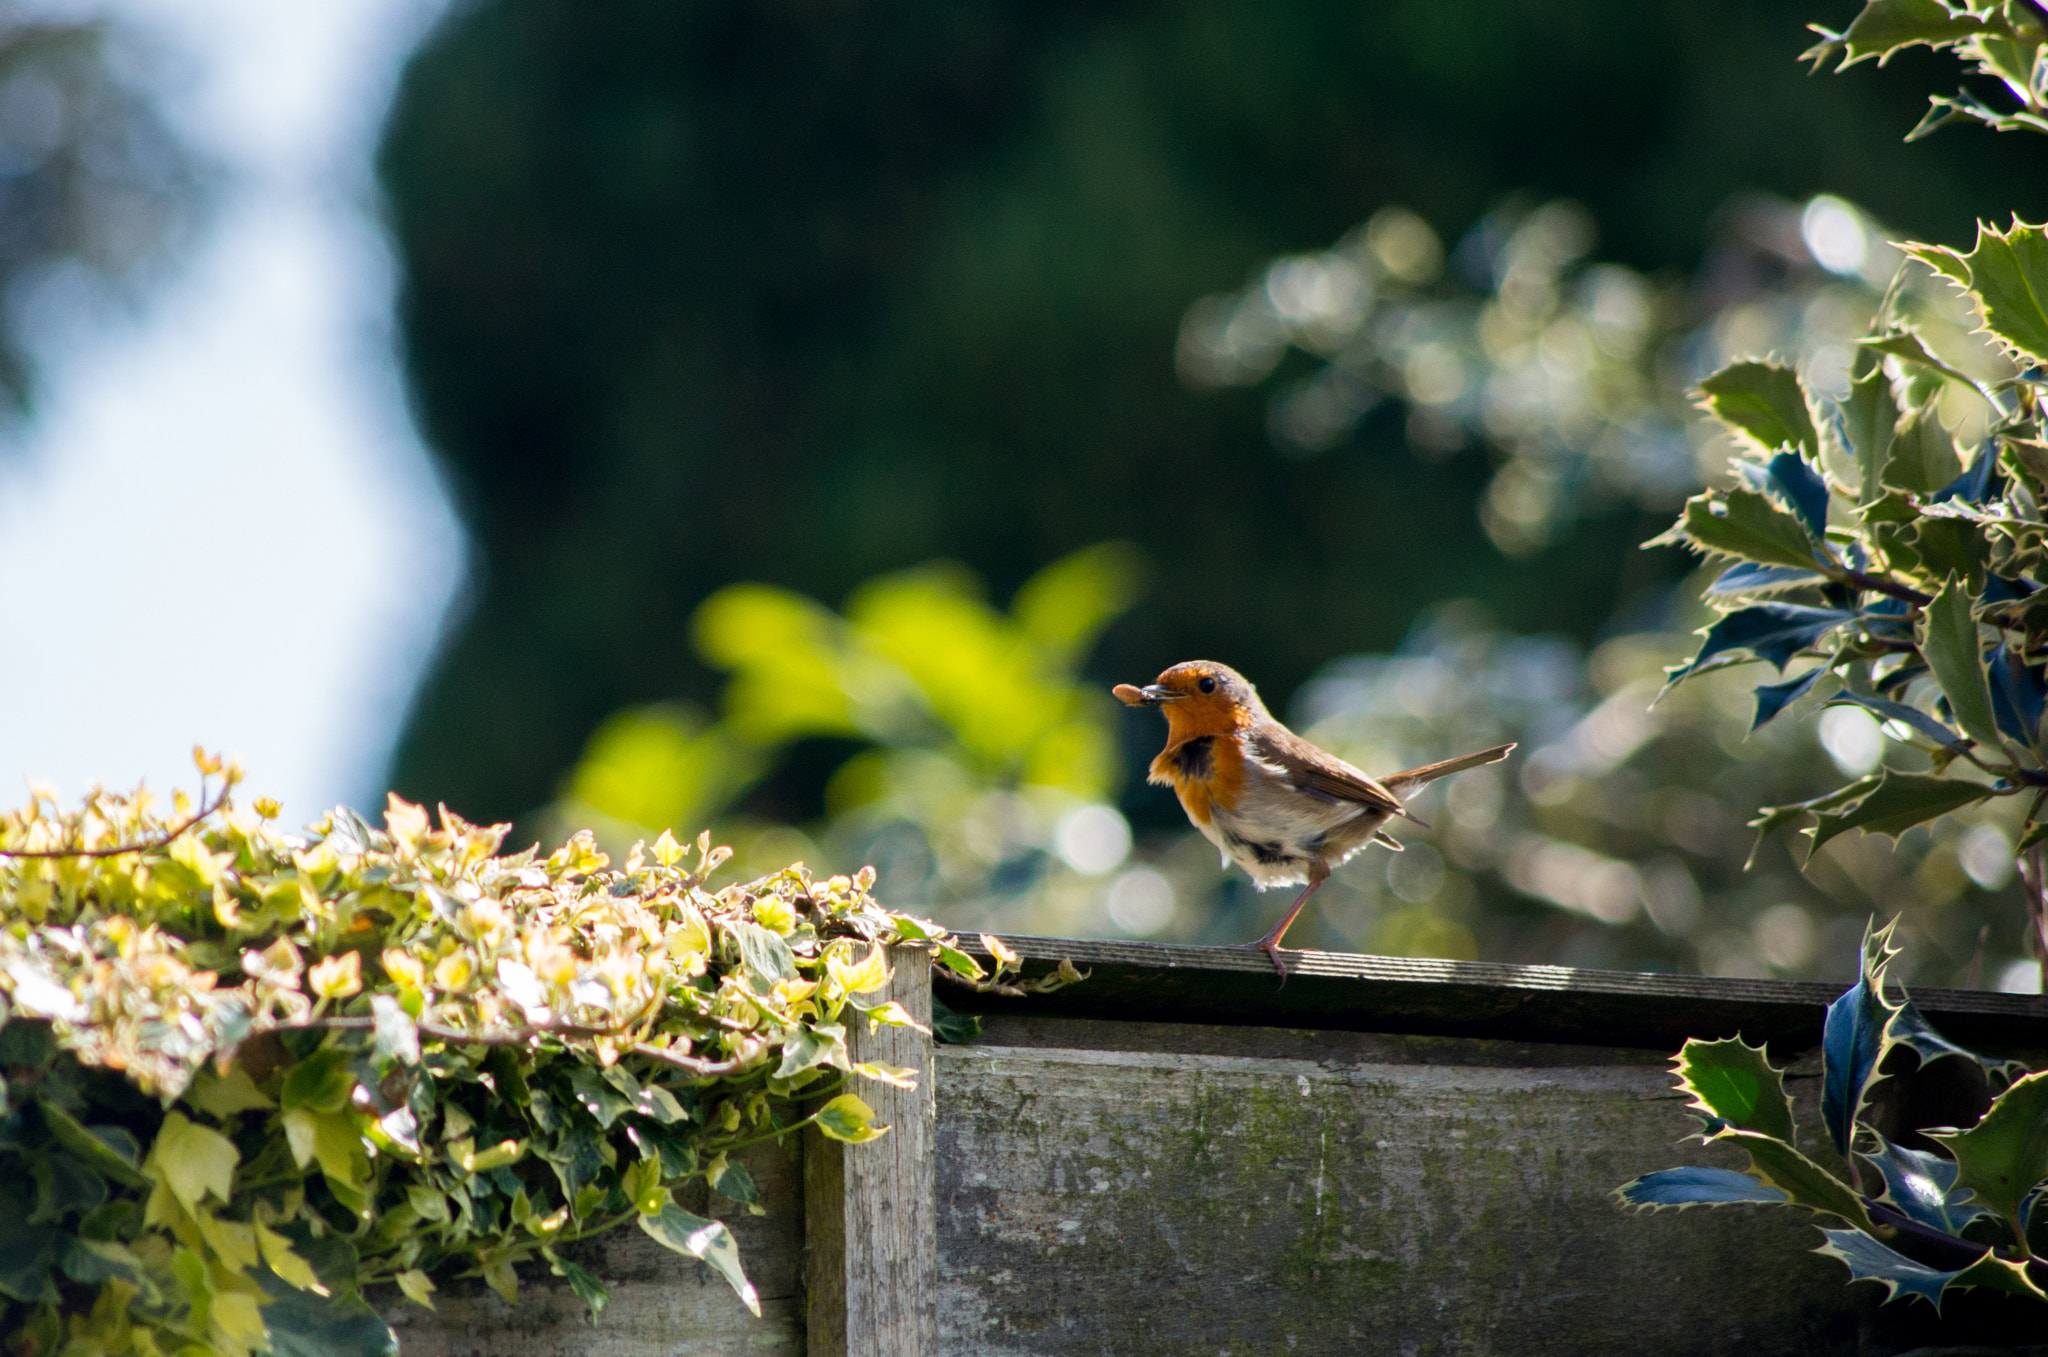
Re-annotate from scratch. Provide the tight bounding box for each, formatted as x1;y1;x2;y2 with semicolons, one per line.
1149;731;1247;825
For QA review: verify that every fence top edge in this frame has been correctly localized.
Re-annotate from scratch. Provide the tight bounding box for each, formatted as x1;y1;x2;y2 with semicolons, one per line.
945;934;2048;1052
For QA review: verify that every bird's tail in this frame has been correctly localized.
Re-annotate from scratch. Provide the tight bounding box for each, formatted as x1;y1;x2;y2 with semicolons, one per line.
1383;743;1515;795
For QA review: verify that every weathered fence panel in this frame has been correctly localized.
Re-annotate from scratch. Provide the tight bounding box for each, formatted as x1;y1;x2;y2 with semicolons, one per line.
393;937;2048;1357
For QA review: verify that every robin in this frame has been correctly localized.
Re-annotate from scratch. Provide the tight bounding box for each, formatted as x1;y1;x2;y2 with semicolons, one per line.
1114;661;1513;978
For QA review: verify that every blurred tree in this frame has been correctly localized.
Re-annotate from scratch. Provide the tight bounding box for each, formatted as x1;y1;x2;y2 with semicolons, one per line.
0;7;199;417
377;0;2048;830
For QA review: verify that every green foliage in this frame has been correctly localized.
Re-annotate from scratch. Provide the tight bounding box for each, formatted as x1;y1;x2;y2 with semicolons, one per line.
1658;0;2048;949
1618;925;2048;1308
381;0;2048;830
0;752;1014;1357
558;545;1144;932
1806;0;2048;139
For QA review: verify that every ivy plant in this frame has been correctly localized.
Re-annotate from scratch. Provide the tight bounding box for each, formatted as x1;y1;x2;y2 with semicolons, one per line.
0;752;1058;1357
1655;0;2048;952
1618;922;2048;1308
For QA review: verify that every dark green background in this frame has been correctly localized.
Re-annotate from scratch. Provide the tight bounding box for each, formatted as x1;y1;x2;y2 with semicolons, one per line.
376;0;2048;829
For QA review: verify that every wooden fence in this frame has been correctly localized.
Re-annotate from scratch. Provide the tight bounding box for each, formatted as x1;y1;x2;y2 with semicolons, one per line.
387;937;2048;1357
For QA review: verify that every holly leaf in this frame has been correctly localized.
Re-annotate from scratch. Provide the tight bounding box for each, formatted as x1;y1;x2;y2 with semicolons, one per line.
1822;925;1900;1158
1712;1128;1874;1231
1823;691;1966;751
1652;489;1826;570
1613;1166;1788;1209
1672;604;1855;683
1864;1136;1992;1234
1814;1226;1960;1309
1673;1036;1796;1142
1918;575;2004;750
1905;219;2048;367
1696;361;1820;457
1753;668;1825;731
1842;368;1901;502
1809;769;1997;852
1767;451;1832;537
1927;1069;2048;1224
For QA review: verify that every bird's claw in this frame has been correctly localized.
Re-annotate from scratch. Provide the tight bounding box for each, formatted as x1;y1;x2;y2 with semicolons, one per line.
1227;938;1293;987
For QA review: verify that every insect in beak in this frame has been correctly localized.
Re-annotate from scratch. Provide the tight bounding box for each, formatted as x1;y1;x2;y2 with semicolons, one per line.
1112;683;1184;707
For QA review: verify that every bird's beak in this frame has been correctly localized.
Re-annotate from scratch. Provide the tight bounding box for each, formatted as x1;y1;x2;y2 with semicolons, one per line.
1112;683;1182;707
1139;685;1183;704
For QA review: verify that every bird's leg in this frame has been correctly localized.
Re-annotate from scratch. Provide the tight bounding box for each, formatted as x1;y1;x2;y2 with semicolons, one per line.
1235;863;1329;984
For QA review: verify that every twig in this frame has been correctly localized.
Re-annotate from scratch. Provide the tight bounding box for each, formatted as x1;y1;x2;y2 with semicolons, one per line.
0;778;231;859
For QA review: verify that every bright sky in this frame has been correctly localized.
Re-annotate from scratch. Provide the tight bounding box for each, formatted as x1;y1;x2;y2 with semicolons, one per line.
0;0;464;823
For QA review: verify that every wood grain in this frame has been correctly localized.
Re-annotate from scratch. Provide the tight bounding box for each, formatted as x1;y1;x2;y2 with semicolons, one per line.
948;934;2048;1055
806;944;937;1357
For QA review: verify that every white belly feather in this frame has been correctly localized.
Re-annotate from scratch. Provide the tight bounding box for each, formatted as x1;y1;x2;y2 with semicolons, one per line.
1204;743;1391;889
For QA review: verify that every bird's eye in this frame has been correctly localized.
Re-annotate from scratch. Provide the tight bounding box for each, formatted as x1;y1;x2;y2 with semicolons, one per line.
1197;676;1217;694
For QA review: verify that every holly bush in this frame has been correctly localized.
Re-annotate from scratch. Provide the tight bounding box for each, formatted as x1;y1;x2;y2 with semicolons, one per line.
0;752;1018;1357
1657;0;2048;958
1619;922;2048;1308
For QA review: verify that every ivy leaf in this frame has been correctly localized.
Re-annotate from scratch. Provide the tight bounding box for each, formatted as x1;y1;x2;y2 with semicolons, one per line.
815;1093;887;1144
257;1273;400;1357
1767;451;1832;537
1752;668;1825;731
1673;1037;1796;1142
1905;219;2048;367
1613;1166;1788;1209
1672;604;1855;682
638;1205;761;1317
727;920;799;993
1918;575;2004;750
1926;1069;2048;1224
1651;489;1826;570
546;1251;609;1318
773;1024;849;1080
394;1269;435;1310
1863;1137;1991;1234
186;1066;274;1120
1809;769;1997;852
39;1102;146;1189
146;1111;239;1214
1813;1226;1959;1309
568;1066;635;1129
1696;361;1820;457
709;1156;759;1206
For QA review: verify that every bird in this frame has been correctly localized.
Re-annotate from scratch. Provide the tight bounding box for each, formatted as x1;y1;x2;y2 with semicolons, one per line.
1114;660;1513;979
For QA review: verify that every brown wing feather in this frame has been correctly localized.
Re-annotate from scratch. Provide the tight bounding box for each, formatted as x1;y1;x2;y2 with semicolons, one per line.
1247;727;1405;815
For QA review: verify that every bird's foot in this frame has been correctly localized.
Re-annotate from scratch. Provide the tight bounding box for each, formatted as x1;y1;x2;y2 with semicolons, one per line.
1227;939;1292;986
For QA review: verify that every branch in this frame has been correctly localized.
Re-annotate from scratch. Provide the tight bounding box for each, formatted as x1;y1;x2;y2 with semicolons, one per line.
0;779;233;859
1839;568;1931;608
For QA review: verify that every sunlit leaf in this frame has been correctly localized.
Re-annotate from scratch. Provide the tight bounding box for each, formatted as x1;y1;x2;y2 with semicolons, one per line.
1918;575;2003;750
638;1205;760;1317
1696;361;1820;458
1613;1166;1787;1209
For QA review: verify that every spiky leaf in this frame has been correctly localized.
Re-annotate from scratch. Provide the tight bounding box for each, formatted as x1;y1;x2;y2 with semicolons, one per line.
1927;1070;2048;1224
1814;1226;1959;1308
1918;576;2004;751
1614;1166;1788;1209
1696;361;1820;457
1809;769;1997;851
1906;220;2048;366
1864;1137;1992;1233
1674;1037;1797;1142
